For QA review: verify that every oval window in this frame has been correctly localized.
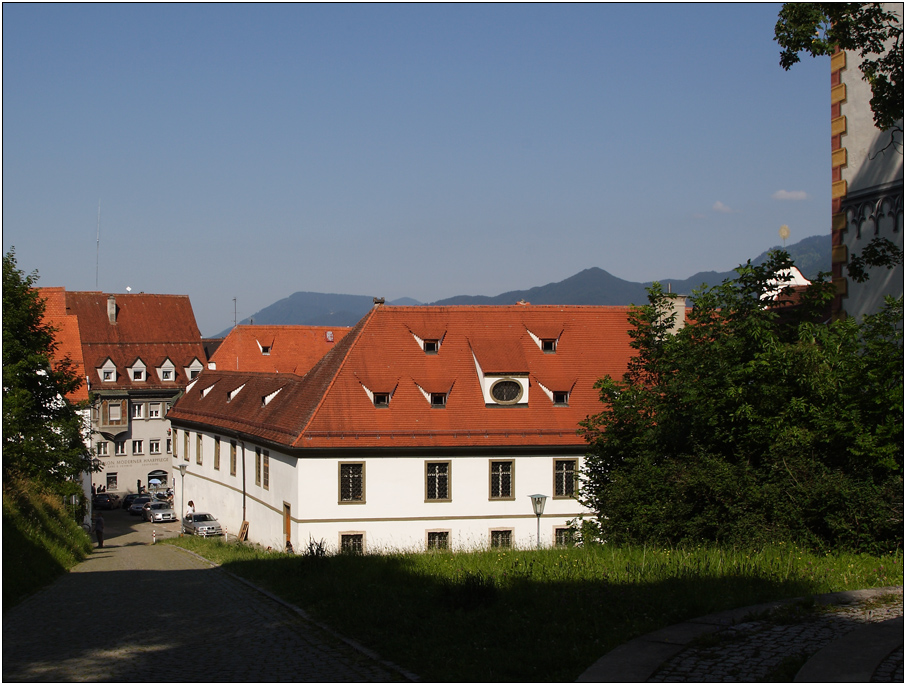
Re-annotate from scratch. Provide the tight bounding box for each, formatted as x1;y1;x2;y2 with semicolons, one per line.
491;379;523;404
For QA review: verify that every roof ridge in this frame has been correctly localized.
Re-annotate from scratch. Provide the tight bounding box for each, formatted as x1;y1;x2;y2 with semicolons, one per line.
293;306;378;440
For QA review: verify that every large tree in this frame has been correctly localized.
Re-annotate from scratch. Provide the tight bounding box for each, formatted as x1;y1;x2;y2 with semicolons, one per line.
775;2;903;131
3;250;93;488
580;252;903;553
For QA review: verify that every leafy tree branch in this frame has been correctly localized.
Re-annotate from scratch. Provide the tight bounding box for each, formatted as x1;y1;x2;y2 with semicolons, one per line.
775;3;903;131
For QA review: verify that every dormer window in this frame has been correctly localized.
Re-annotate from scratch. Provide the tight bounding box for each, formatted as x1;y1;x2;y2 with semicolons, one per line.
373;393;390;407
430;392;447;407
158;359;176;382
99;359;117;383
261;346;271;355
185;358;204;381
553;391;570;406
424;340;439;354
132;369;145;381
541;339;557;353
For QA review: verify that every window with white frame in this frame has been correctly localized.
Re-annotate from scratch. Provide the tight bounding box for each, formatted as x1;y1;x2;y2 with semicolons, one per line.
339;463;364;502
114;441;126;456
132;440;143;455
149;440;161;455
263;450;269;490
489;460;514;499
554;459;578;498
340;533;364;554
96;441;108;456
430;392;447;408
230;441;237;476
149;403;161;418
131;403;144;419
196;433;203;465
555;527;575;547
490;529;513;548
255;447;261;486
106;472;118;490
213;436;220;471
426;461;450;501
132;368;145;381
166;438;172;454
427;531;449;550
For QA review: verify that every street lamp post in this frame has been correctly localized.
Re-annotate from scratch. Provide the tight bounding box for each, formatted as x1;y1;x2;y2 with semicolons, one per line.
529;494;547;550
178;464;187;520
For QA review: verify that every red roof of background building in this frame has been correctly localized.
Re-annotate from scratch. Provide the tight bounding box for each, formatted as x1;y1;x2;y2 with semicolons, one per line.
38;289;206;392
169;305;636;451
37;288;89;403
208;325;350;374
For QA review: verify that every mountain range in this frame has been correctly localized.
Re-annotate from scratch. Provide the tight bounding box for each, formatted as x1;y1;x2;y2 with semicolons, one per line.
212;234;830;337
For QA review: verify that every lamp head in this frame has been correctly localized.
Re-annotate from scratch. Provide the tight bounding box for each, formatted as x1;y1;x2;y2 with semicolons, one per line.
529;493;547;516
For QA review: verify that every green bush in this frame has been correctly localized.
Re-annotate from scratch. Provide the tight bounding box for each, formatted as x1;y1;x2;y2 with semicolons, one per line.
581;252;903;554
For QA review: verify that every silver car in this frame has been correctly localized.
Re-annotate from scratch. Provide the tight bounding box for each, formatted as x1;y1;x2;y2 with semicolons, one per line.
144;501;177;523
182;512;223;537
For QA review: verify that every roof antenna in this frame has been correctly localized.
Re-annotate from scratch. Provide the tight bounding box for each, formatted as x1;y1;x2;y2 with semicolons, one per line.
95;199;101;289
233;297;237;328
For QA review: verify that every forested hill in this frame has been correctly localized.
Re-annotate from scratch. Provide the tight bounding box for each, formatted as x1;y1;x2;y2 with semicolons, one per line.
213;234;829;336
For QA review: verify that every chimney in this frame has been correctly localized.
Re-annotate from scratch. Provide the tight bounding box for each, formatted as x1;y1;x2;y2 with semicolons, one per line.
665;293;686;334
107;295;117;325
373;297;385;306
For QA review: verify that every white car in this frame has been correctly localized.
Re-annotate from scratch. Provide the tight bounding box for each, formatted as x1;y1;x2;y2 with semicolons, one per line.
182;512;223;537
144;501;177;523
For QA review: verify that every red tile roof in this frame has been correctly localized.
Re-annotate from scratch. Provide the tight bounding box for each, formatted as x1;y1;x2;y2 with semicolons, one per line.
169;305;635;450
209;325;350;374
37;288;89;403
38;289;206;391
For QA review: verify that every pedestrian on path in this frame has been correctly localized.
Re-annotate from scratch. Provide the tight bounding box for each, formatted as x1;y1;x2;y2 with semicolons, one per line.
94;512;105;548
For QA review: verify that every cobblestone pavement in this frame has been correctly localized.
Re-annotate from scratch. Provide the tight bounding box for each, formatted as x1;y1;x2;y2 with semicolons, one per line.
648;591;903;682
2;509;406;682
872;645;903;683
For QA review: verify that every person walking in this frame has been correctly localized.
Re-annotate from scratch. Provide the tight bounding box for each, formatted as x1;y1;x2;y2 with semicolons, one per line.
94;512;105;548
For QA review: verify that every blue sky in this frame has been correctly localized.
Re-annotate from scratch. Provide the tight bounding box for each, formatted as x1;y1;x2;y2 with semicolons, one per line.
3;3;831;336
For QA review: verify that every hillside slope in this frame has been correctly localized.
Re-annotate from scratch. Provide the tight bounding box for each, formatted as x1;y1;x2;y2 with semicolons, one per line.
215;234;830;334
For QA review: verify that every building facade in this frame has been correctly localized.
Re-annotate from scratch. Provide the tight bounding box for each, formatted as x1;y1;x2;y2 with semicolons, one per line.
830;3;904;319
167;304;636;552
39;289;207;496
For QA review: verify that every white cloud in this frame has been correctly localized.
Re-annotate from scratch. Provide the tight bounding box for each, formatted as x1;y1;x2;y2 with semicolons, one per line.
772;189;809;201
712;201;732;213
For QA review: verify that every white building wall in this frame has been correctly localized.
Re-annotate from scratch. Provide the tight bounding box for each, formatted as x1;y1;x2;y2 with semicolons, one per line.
172;432;299;549
173;428;592;553
305;453;588;552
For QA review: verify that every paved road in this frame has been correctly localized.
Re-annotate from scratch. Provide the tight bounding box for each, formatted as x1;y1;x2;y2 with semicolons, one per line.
3;509;405;682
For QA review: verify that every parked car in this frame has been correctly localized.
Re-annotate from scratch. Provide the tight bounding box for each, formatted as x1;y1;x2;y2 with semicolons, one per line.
182;513;223;537
144;502;177;523
128;496;153;515
92;493;119;510
122;493;143;510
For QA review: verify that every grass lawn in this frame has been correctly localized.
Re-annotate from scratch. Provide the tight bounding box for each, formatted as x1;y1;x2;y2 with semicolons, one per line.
164;537;902;681
3;479;92;610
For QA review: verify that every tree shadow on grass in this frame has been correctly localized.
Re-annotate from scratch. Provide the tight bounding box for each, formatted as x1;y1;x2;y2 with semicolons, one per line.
218;552;835;682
